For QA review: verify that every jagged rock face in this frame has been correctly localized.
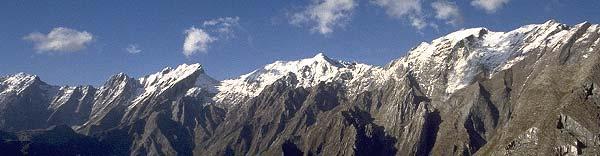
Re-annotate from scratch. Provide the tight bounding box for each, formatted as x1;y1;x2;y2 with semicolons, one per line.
472;21;600;155
47;86;97;126
198;74;397;155
428;21;600;155
198;20;600;155
1;20;600;155
76;64;225;155
0;74;56;131
388;20;575;99
77;73;139;134
0;73;96;131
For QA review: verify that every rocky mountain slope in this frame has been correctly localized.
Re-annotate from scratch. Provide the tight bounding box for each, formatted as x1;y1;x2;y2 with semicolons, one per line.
1;20;600;155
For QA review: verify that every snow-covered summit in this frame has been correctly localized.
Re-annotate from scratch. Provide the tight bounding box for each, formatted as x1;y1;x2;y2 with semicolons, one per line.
214;53;385;104
127;63;218;109
47;85;95;111
1;72;38;83
136;63;217;97
138;64;211;90
0;73;41;95
390;20;588;95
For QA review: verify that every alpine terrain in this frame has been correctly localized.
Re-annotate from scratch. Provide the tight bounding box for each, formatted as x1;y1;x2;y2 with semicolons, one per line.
2;20;600;155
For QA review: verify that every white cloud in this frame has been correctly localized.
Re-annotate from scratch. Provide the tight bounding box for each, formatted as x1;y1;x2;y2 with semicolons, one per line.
203;16;240;39
432;1;463;25
371;0;427;29
372;0;422;17
23;27;93;53
409;16;427;29
182;17;242;57
290;0;356;35
471;0;509;13
183;27;214;57
126;44;142;54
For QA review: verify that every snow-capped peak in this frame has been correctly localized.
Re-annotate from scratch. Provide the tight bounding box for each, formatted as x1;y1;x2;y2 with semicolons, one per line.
1;72;38;82
311;52;342;66
398;28;488;69
214;53;384;104
138;64;202;89
128;63;218;109
136;63;217;95
0;72;40;95
441;27;487;43
48;86;78;110
391;20;581;96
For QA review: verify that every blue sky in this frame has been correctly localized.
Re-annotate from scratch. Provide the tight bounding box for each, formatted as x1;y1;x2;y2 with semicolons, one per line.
1;0;599;86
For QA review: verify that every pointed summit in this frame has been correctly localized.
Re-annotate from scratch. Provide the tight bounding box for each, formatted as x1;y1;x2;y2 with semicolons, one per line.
138;63;205;89
539;19;569;30
543;19;560;25
3;72;38;80
441;27;488;42
0;72;46;95
103;72;133;88
313;52;328;60
2;72;40;86
215;52;383;104
308;52;344;67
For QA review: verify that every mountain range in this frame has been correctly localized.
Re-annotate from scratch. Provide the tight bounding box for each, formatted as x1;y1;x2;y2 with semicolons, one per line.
1;20;600;155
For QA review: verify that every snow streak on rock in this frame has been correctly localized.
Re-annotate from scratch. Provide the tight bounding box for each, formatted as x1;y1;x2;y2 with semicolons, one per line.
214;53;387;104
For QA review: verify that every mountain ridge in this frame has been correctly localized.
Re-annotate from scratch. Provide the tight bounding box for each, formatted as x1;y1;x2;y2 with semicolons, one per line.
1;19;600;155
1;20;586;97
